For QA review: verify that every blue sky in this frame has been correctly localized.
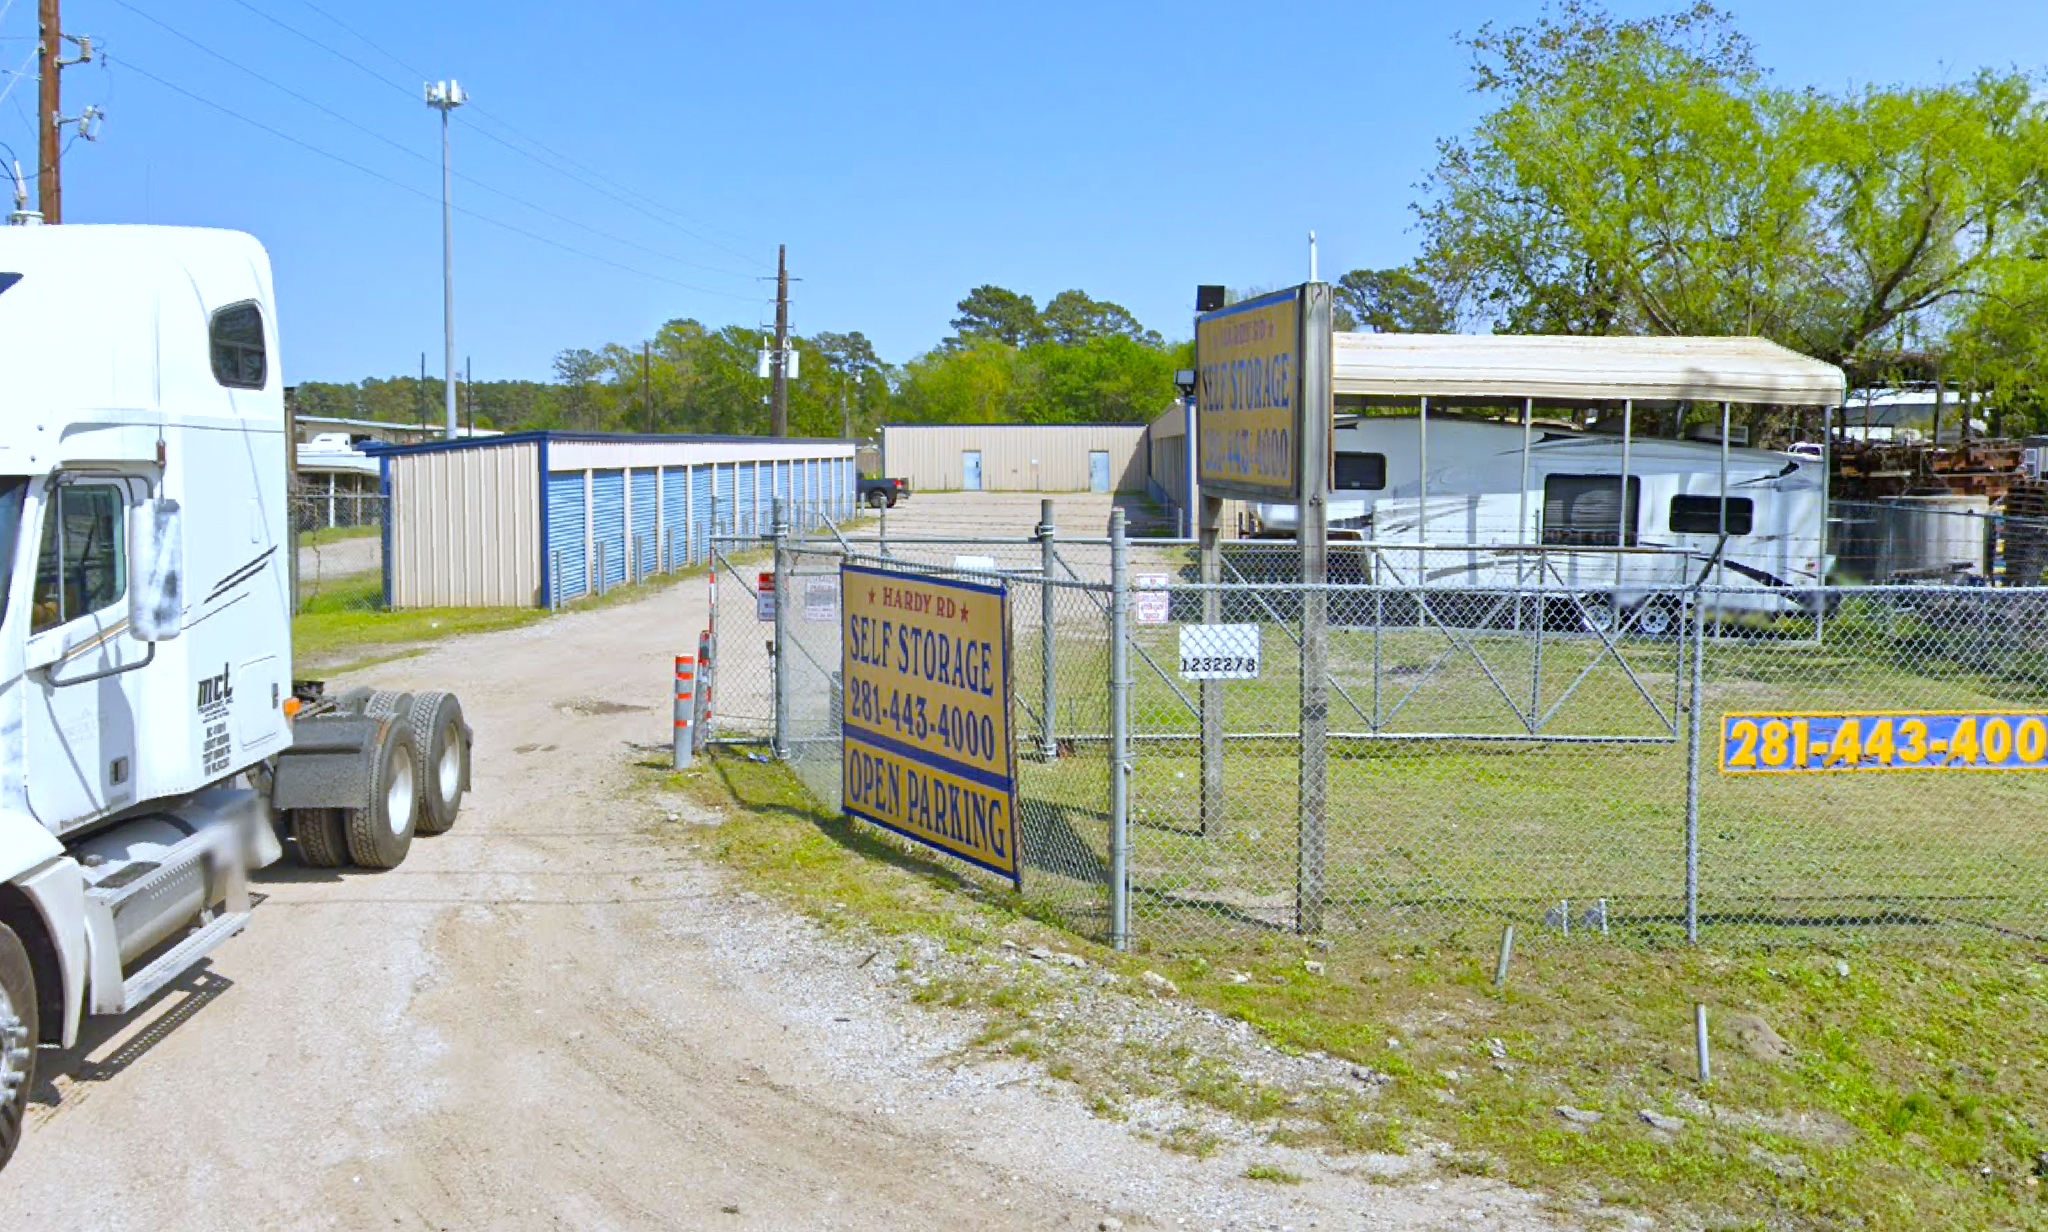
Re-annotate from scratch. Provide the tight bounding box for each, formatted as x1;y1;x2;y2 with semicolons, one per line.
5;0;2044;383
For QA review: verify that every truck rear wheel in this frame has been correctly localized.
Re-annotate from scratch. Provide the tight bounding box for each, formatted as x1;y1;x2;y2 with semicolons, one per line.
291;807;351;868
344;720;420;870
866;489;887;509
409;691;467;836
0;922;39;1172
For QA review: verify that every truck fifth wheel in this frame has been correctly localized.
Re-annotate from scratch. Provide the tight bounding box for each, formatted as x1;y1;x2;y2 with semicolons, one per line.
0;224;473;1171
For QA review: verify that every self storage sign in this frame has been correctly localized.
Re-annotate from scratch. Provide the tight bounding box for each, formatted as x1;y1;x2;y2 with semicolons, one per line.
1196;287;1304;500
841;563;1020;883
1721;710;2048;774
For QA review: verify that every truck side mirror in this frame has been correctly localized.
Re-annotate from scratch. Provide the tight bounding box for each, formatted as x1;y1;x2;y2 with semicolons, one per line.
130;498;185;642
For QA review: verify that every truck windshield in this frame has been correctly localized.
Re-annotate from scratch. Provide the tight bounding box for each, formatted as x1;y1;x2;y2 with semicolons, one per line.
0;479;23;627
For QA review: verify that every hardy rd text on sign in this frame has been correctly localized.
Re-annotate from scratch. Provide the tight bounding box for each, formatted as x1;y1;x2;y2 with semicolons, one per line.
840;562;1019;882
1721;710;2048;774
1196;287;1303;500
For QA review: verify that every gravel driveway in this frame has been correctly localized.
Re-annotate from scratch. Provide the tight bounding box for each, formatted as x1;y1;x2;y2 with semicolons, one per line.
0;539;1560;1231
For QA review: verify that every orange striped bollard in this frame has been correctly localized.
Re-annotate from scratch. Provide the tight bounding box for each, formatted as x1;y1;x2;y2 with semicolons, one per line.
673;654;697;769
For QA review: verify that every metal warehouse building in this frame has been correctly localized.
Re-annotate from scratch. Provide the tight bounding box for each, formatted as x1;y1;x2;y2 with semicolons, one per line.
372;431;856;609
880;422;1147;492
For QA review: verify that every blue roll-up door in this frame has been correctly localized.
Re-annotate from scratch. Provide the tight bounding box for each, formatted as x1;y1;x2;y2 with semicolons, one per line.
714;462;736;538
774;460;789;508
546;470;588;602
803;459;819;523
660;467;688;570
591;469;627;588
630;468;658;578
736;463;757;537
690;465;713;563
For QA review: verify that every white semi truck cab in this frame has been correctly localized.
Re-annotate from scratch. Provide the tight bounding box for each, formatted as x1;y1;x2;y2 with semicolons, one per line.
0;224;472;1170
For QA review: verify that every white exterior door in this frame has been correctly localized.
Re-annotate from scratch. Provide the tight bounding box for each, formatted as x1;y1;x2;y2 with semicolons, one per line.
1088;451;1111;492
24;477;148;830
961;451;983;491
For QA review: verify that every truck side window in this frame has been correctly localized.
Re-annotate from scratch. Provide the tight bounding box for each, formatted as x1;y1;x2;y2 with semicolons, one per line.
210;301;267;390
31;485;127;634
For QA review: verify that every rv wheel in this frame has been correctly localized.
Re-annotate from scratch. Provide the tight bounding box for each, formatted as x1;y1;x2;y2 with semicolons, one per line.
1635;599;1680;638
1579;594;1622;635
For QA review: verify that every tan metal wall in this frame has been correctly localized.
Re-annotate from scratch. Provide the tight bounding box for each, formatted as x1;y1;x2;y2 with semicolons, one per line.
1143;403;1248;538
389;440;541;608
881;423;1147;491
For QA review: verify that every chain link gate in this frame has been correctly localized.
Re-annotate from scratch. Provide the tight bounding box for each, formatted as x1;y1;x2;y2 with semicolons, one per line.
726;499;2048;952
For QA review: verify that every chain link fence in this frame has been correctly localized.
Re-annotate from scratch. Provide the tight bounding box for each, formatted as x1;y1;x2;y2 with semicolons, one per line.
291;491;387;613
714;501;2048;951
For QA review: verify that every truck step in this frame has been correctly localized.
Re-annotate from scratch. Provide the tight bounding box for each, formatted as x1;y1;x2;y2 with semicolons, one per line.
83;829;227;916
119;911;250;1012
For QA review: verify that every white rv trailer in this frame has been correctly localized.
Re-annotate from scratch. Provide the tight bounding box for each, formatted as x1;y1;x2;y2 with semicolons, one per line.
1253;415;1829;630
1239;333;1847;632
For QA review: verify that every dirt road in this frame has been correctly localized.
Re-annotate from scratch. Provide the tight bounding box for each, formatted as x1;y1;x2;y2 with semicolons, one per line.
2;494;1552;1232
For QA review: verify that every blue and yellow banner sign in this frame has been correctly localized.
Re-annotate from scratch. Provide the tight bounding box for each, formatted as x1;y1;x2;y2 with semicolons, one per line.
841;563;1019;883
1721;710;2048;774
1196;287;1304;500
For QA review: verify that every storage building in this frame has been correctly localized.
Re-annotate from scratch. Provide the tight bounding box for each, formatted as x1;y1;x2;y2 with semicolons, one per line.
880;422;1147;492
371;431;856;609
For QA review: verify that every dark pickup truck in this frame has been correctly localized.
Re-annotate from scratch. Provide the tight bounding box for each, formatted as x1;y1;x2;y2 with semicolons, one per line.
858;476;912;508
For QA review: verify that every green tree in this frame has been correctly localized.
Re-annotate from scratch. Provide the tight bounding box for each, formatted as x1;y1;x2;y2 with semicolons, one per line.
1334;268;1452;333
1415;0;2048;380
947;285;1041;348
1040;290;1163;347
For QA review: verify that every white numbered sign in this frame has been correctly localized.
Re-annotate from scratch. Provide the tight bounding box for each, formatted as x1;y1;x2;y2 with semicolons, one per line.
1179;624;1260;679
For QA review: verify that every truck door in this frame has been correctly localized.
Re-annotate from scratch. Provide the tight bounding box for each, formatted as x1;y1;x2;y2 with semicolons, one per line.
23;477;147;830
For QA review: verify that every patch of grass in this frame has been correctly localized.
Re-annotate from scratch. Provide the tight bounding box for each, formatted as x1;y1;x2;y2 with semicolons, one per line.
292;572;546;672
1241;1163;1303;1184
673;748;2048;1232
299;523;379;547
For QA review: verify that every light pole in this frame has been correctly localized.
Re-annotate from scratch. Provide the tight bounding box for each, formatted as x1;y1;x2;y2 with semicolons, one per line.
425;79;467;440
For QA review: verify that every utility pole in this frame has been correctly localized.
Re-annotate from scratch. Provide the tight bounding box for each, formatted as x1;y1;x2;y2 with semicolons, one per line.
642;341;653;434
37;0;59;223
417;352;427;431
35;0;96;223
465;356;474;437
425;80;466;440
770;244;789;437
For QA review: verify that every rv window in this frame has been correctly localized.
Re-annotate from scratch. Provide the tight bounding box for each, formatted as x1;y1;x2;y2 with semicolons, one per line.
210;301;267;390
1333;453;1387;491
31;484;126;633
1669;494;1754;535
1541;474;1639;547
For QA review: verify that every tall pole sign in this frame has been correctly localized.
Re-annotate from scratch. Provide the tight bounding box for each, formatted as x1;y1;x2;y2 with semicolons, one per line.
1192;282;1334;931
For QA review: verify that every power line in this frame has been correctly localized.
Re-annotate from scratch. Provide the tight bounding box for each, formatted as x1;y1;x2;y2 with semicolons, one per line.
102;0;757;279
109;53;756;301
255;0;765;259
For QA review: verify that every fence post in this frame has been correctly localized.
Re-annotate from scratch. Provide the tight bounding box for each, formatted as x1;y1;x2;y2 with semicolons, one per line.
771;498;791;760
694;628;713;754
1036;499;1059;761
673;654;696;769
1682;588;1707;943
709;491;721;558
1109;507;1131;951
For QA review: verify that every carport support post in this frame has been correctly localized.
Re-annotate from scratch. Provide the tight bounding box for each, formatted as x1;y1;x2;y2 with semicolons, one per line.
1682;581;1706;943
1198;494;1224;837
771;498;791;760
1036;499;1059;761
1109;507;1132;951
1296;283;1333;935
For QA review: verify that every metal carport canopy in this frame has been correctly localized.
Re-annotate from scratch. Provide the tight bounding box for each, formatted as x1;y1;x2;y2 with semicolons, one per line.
1332;333;1846;406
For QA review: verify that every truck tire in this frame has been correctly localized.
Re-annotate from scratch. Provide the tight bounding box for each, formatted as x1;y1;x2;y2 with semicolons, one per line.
363;689;411;719
408;691;467;836
344;719;420;870
291;807;350;868
0;922;39;1172
866;489;887;509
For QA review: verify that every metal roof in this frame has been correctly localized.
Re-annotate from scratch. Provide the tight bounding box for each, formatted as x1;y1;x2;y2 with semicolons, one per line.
365;428;855;457
1332;334;1846;406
